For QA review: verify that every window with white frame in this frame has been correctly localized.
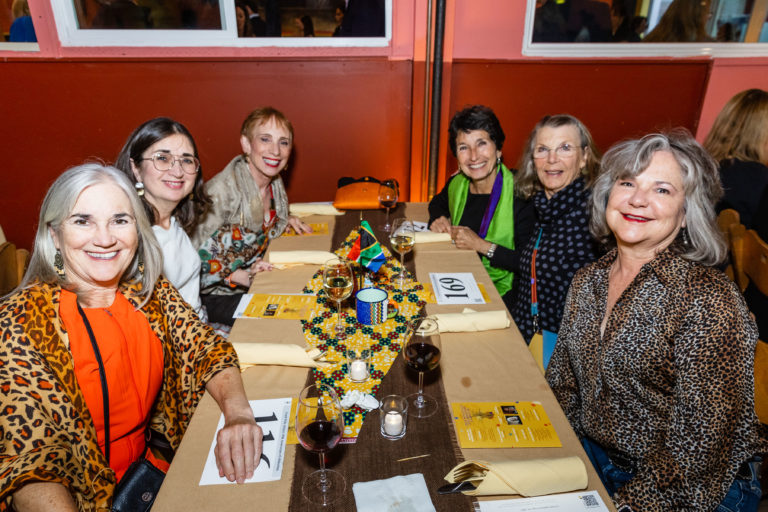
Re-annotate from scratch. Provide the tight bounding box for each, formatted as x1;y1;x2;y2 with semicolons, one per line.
51;0;391;48
524;0;768;58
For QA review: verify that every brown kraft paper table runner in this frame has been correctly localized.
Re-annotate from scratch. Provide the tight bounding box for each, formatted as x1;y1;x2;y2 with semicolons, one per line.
288;206;473;511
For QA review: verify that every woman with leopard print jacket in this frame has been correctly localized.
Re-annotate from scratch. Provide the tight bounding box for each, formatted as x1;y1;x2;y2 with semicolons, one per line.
547;132;767;511
1;164;263;511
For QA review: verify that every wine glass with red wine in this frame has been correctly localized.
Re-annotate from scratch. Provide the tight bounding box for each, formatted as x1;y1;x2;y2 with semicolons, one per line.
296;384;345;505
378;179;399;232
402;316;441;418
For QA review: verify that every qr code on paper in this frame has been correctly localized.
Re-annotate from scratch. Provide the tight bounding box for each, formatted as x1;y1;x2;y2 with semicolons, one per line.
581;493;600;508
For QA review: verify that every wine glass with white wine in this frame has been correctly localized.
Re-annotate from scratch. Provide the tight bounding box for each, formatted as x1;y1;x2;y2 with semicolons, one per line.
322;258;354;336
390;218;415;289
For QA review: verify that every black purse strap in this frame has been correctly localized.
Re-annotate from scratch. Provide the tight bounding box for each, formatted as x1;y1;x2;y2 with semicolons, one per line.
76;303;111;466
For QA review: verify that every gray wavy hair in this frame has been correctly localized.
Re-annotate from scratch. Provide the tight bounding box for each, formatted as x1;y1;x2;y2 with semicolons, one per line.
19;163;162;305
590;130;725;266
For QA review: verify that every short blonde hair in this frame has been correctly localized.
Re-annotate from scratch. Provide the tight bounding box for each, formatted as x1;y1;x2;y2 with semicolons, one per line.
703;89;768;164
240;106;294;142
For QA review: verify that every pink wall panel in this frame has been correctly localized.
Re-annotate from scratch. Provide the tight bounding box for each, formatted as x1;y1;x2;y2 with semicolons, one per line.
695;58;768;142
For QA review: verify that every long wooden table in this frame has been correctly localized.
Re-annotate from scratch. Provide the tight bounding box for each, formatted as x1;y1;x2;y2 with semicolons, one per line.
153;204;615;511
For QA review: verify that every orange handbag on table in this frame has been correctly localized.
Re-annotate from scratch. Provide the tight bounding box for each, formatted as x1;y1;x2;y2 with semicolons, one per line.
333;176;382;210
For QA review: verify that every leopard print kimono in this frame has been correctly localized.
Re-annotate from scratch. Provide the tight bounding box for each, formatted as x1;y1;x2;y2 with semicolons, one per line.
0;277;239;511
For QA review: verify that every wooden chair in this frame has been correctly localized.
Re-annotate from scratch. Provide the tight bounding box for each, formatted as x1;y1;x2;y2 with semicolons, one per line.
0;242;30;296
730;229;768;427
718;209;741;283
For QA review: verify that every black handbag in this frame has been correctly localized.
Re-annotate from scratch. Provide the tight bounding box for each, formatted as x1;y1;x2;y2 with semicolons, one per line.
76;304;166;512
111;457;165;512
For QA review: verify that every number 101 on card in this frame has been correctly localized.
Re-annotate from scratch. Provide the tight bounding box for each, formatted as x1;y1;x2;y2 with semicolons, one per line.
429;272;485;305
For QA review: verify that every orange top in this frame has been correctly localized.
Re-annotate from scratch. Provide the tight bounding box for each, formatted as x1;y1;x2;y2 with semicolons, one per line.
60;289;165;480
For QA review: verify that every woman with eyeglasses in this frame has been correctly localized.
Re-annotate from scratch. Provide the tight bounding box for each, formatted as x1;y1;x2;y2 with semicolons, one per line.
191;107;312;327
508;115;601;363
116;117;211;320
428;105;537;310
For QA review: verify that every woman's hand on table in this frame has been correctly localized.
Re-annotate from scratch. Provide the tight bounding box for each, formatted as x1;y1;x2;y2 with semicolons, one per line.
287;215;313;234
215;411;263;484
230;259;273;288
207;367;264;484
430;216;452;233
249;258;273;274
451;225;493;254
228;269;252;288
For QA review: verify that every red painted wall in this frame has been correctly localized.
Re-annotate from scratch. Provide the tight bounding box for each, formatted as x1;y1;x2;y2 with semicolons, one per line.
442;60;711;187
0;59;413;250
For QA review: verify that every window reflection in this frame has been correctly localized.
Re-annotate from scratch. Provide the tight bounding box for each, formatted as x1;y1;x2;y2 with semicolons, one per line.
74;1;223;30
532;0;768;43
73;0;385;38
3;0;37;41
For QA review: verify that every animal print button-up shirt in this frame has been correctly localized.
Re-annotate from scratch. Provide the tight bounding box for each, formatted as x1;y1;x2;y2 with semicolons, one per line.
546;248;766;511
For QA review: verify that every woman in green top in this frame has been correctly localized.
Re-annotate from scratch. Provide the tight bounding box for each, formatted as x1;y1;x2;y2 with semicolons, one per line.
428;105;536;311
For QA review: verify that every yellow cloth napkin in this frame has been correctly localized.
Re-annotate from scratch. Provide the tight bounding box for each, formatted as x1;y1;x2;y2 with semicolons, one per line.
289;202;343;217
231;342;329;368
268;250;337;265
444;457;588;497
433;308;510;332
414;231;452;243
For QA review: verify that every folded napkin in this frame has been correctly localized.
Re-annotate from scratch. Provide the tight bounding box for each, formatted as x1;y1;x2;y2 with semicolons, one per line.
289;202;343;217
433;308;510;332
231;342;328;368
414;231;452;244
267;250;337;265
353;473;436;512
444;457;588;497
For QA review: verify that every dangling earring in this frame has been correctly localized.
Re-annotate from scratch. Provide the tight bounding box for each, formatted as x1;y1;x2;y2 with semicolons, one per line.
135;181;145;197
54;250;65;280
496;156;502;168
682;227;690;247
137;255;145;276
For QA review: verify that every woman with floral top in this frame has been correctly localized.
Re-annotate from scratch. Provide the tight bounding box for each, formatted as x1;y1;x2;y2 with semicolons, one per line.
192;107;312;326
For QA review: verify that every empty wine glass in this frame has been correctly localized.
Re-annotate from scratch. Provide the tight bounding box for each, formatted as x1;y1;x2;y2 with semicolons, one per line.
378;179;399;232
296;384;345;506
403;317;441;418
389;218;415;289
322;258;354;336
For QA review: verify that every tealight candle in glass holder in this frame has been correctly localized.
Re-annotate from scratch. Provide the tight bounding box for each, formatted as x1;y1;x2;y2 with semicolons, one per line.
379;395;407;440
346;347;371;383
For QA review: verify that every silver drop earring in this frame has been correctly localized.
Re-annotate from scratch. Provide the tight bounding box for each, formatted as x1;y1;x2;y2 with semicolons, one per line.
135;181;145;197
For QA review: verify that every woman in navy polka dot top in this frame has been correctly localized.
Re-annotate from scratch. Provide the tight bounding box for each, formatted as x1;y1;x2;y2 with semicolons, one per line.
508;114;602;344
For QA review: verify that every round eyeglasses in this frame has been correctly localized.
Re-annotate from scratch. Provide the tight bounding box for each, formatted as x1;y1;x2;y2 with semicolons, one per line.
532;143;580;160
138;152;200;174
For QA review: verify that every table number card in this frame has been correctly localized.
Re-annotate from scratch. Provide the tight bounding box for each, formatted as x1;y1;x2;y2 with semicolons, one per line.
199;398;291;485
429;272;486;305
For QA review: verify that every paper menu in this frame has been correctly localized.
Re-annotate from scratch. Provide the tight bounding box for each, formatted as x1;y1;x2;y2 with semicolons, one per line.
477;490;609;511
233;293;316;320
280;222;329;236
450;401;562;448
199;398;291;485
